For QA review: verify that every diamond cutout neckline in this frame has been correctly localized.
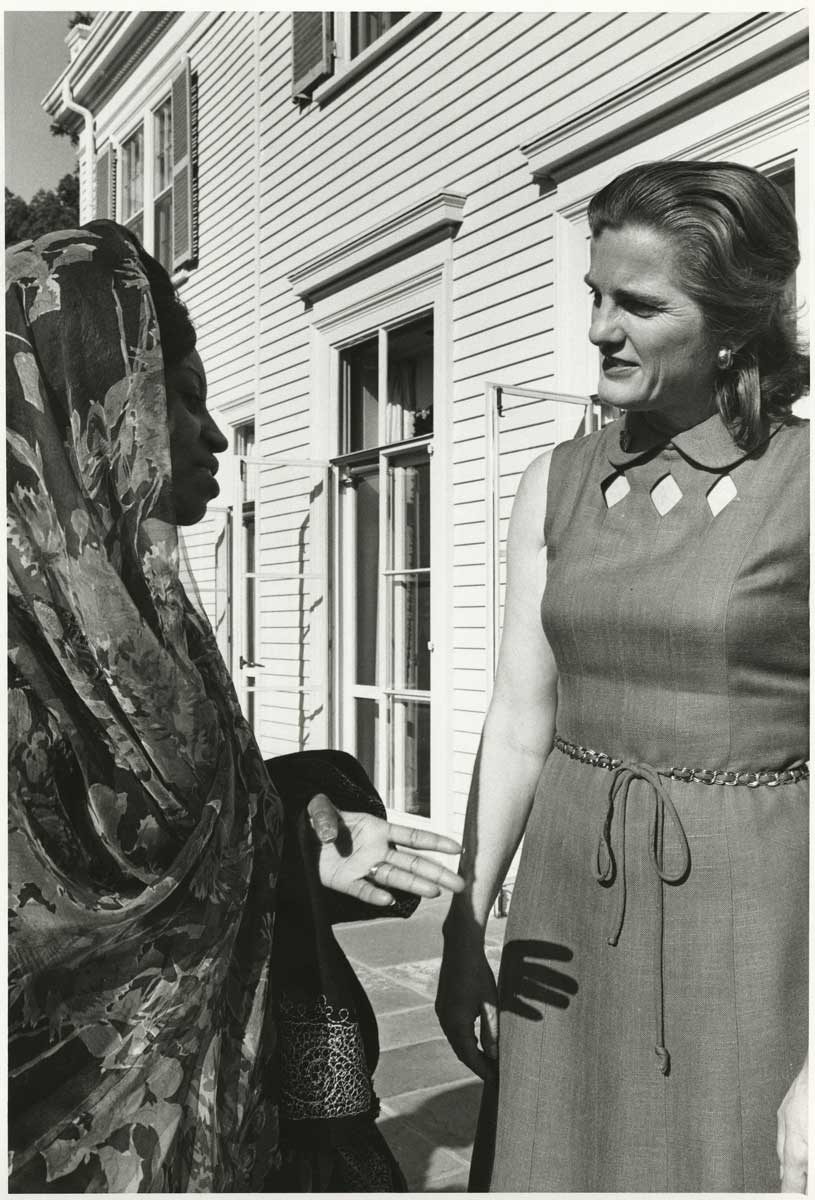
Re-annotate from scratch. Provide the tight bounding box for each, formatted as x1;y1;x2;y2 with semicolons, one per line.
602;473;631;509
707;473;737;516
650;473;683;515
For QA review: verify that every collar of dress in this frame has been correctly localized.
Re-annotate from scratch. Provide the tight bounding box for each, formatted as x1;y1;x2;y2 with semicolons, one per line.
604;409;781;471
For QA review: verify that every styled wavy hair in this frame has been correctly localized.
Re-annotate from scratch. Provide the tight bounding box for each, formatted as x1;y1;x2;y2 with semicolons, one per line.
587;160;808;450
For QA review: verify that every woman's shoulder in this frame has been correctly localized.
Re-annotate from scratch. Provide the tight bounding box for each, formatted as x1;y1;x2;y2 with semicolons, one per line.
547;419;620;487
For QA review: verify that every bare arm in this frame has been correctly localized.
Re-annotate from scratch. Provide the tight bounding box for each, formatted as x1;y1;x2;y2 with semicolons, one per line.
436;449;558;1075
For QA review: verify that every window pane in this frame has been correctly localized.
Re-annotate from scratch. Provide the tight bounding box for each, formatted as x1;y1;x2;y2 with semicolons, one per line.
387;314;433;441
154;189;173;272
125;214;144;246
341;336;379;452
390;458;430;697
236;421;256;503
245;514;256;729
356;697;379;784
390;698;430;817
122;127;144;220
154;99;173;194
391;575;430;691
351;12;406;57
391;457;429;571
354;471;379;686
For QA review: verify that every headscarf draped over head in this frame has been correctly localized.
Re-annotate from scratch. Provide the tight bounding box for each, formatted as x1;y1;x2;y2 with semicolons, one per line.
7;223;284;1190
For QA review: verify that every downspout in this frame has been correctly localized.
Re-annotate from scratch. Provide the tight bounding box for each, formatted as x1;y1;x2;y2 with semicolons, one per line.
61;78;95;221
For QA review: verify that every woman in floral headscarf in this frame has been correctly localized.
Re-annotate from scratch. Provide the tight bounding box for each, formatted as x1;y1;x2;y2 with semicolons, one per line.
7;221;462;1192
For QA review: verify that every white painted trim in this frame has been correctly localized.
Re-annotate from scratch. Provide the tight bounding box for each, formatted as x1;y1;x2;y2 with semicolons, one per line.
552;211;594;411
215;394;255;419
521;10;808;192
289;192;466;301
308;248;455;831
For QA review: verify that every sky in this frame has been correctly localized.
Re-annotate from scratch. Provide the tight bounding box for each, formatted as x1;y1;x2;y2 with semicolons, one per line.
4;10;80;199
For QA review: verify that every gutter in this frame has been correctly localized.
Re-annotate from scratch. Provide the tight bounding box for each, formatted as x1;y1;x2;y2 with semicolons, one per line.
61;77;95;159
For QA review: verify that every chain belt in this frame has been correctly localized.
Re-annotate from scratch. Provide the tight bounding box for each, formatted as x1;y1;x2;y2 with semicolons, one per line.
554;735;808;787
552;733;807;1078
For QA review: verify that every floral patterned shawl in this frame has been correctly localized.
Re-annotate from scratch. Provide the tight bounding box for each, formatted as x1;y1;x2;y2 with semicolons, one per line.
7;223;285;1190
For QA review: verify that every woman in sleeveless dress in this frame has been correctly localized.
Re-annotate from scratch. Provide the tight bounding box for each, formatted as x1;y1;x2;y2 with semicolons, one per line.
436;161;808;1192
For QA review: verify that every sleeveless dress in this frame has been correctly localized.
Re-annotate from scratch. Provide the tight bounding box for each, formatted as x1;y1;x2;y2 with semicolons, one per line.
478;412;808;1193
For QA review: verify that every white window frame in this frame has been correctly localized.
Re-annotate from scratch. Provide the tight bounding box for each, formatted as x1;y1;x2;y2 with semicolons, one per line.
120;123;144;235
115;88;175;271
313;12;433;106
549;62;809;398
308;244;454;830
152;96;174;272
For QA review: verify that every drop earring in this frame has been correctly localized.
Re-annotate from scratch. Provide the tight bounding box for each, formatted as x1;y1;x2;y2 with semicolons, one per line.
716;347;734;370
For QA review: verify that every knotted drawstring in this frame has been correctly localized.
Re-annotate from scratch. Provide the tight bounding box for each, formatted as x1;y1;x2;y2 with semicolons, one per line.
592;761;691;1076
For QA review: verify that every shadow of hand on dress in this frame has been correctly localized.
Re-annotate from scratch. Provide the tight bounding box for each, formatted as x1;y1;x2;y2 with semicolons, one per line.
499;938;578;1020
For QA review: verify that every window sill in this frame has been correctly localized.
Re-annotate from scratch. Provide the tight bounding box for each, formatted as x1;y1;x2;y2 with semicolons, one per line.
313;12;438;107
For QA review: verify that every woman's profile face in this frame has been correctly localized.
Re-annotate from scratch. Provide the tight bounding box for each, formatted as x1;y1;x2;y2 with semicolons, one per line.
586;224;719;432
165;349;229;525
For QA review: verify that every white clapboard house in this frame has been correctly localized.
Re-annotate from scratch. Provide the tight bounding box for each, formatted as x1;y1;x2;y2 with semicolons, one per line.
44;10;809;840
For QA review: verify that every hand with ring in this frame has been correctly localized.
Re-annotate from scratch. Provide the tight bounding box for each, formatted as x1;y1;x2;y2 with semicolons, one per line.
309;803;465;907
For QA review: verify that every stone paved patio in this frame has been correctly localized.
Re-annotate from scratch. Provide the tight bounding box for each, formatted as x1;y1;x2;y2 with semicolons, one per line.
334;896;507;1192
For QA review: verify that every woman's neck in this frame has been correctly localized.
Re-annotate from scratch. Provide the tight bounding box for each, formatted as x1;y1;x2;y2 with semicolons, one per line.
639;400;717;438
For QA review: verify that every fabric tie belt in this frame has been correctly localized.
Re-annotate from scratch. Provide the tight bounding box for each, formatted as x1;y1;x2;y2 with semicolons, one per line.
554;735;808;1076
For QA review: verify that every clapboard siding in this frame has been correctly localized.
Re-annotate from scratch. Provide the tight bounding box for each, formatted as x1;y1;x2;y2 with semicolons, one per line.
257;12;716;259
70;8;806;828
170;15;258;700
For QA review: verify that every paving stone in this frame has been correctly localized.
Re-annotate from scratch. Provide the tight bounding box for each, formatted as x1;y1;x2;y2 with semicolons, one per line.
335;904;451;968
382;1077;483;1150
374;1037;473;1099
377;1109;468;1191
348;966;430;1013
377;1002;437;1052
427;1165;471;1192
386;956;442;999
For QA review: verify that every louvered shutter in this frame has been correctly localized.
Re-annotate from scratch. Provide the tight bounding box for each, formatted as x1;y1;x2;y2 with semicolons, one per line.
171;57;196;271
292;13;334;100
95;144;115;219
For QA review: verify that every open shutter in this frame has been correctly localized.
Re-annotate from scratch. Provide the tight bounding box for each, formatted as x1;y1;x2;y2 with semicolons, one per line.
171;57;196;271
292;13;334;100
94;144;115;219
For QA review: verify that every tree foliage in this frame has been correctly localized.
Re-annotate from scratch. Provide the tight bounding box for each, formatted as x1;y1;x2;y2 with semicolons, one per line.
7;11;90;241
6;173;80;245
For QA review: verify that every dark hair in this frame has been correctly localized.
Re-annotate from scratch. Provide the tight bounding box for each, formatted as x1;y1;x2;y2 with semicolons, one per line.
85;219;197;368
587;160;808;450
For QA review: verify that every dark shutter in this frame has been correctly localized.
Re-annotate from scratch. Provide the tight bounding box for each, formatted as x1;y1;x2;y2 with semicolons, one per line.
171;57;197;271
95;144;115;219
292;12;334;100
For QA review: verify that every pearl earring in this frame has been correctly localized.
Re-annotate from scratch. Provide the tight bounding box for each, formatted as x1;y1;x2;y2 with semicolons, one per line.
716;347;734;370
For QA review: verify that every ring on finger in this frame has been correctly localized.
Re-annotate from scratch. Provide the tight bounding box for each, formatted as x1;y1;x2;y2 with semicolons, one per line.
366;861;390;883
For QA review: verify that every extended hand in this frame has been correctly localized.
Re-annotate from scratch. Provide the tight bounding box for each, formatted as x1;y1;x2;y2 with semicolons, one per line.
778;1056;808;1193
310;801;465;907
